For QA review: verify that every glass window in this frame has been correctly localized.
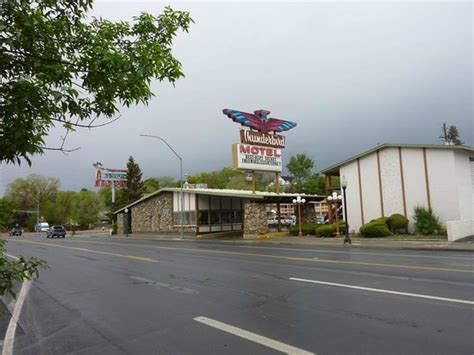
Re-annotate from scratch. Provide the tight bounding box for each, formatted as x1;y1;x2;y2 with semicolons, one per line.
199;211;209;226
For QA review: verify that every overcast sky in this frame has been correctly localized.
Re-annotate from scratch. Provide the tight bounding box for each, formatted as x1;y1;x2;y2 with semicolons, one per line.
1;1;472;195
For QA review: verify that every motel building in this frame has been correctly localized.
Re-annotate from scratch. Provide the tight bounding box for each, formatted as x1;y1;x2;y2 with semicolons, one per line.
321;143;474;241
113;187;323;238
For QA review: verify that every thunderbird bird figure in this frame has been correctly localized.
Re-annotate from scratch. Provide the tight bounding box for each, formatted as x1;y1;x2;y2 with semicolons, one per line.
222;109;297;133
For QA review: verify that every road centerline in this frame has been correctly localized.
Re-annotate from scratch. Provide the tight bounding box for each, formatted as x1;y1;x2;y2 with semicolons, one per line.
21;238;472;274
9;240;158;263
289;277;474;305
194;316;315;355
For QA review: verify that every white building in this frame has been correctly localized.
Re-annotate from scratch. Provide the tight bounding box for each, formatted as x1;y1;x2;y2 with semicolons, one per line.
321;144;474;240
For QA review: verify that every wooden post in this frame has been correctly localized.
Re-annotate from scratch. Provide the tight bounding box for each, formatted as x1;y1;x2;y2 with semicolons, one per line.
252;170;256;194
326;174;333;223
277;202;281;232
275;172;280;194
195;194;200;234
298;204;302;237
335;201;340;237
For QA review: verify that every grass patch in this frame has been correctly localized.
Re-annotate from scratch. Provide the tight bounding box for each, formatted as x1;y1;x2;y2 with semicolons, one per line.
258;232;289;239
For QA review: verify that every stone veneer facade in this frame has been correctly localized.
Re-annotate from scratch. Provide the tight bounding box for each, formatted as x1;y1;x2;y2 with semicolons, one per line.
131;192;174;233
301;204;318;224
243;201;268;238
116;213;124;234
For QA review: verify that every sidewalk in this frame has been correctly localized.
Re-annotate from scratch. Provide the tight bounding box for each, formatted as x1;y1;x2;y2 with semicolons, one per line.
75;233;474;253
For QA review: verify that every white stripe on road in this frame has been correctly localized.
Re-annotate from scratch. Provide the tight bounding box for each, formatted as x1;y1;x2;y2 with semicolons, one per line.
194;316;314;355
2;254;32;355
289;277;474;305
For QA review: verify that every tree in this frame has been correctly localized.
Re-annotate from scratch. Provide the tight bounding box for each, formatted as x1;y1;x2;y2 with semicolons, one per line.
1;1;193;164
5;175;60;220
0;240;47;298
0;198;15;231
447;125;463;145
286;154;314;190
74;189;103;225
121;156;144;205
303;173;326;195
143;178;161;194
155;176;177;189
43;191;77;225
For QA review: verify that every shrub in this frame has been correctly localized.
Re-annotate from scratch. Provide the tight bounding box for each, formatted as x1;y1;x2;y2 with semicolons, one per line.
111;222;117;235
316;224;336;237
359;221;392;238
387;213;409;233
413;206;441;235
290;223;340;236
370;217;389;224
289;224;319;236
314;223;347;237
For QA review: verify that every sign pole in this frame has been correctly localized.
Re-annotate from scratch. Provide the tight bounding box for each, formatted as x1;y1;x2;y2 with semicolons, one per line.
275;172;280;194
252;170;256;194
111;180;116;204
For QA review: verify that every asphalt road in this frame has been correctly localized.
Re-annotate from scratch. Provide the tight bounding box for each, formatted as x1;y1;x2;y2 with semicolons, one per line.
1;234;473;354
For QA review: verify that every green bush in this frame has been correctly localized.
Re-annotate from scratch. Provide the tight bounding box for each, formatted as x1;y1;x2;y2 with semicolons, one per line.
359;221;392;238
314;223;346;237
315;224;336;237
387;213;409;233
111;222;117;235
289;224;318;236
413;206;441;235
370;217;389;224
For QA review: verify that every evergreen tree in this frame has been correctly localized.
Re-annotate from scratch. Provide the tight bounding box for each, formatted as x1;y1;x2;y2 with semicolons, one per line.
122;156;144;205
447;125;463;145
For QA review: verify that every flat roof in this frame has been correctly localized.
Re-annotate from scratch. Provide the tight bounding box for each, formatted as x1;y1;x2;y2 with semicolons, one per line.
113;187;323;214
320;143;474;176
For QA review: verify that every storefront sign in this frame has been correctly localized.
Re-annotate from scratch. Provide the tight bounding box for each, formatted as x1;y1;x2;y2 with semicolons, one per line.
239;130;286;148
232;144;282;172
94;168;127;187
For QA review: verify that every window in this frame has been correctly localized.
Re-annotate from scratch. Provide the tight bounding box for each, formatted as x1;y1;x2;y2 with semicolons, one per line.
173;211;196;226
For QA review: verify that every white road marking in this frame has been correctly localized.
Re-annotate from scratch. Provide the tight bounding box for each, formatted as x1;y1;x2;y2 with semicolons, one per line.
2;253;32;355
194;316;314;355
289;277;474;305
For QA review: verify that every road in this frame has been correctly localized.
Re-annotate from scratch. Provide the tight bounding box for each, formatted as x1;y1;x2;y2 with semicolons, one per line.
1;234;473;354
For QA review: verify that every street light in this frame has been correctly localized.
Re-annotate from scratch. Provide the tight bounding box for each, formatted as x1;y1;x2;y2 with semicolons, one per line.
292;195;306;237
140;134;184;238
341;176;351;244
327;191;343;237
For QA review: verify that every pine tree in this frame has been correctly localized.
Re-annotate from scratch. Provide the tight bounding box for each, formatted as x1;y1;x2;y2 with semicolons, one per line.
122;156;144;205
447;125;463;145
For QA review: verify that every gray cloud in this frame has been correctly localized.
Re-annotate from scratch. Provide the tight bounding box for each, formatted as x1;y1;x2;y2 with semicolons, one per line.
1;2;472;194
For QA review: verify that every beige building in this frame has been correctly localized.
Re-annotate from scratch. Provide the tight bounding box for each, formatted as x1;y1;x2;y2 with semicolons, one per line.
321;144;474;240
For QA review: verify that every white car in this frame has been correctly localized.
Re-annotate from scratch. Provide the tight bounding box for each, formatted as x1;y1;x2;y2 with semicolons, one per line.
35;222;50;232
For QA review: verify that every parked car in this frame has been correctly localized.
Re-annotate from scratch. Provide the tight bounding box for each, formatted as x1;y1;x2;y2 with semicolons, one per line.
35;222;50;232
268;216;294;226
47;225;66;238
9;225;22;237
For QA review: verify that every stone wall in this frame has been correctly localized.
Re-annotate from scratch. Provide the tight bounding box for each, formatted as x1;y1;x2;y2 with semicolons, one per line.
301;204;318;224
116;213;124;234
243;202;268;238
131;192;174;233
128;192;196;234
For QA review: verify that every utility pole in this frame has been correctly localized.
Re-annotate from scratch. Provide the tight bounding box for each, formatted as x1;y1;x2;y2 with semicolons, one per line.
440;123;449;144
